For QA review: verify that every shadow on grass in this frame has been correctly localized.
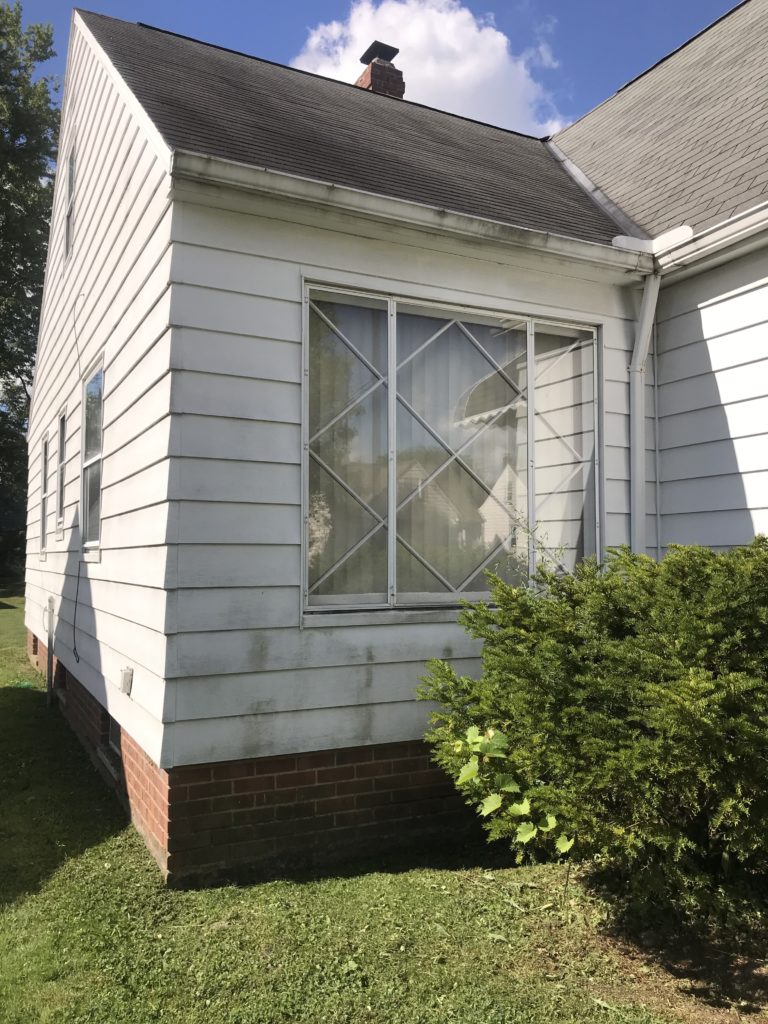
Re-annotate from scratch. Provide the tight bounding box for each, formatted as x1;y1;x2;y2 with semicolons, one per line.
0;684;127;907
179;823;517;895
0;579;24;600
587;869;768;1015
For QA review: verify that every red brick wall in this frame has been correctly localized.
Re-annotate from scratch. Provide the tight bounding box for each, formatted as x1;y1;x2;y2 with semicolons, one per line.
166;742;467;884
28;629;471;886
121;730;169;870
28;630;55;676
59;666;109;751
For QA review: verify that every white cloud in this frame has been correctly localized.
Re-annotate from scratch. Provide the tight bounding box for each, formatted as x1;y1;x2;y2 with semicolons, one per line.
291;0;563;135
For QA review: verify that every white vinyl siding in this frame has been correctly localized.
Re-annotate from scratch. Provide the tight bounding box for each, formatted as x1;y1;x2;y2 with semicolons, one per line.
25;13;645;771
24;15;173;764
162;195;635;765
656;248;768;550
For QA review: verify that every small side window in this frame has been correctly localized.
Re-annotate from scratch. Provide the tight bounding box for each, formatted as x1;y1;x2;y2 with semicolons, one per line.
65;146;75;258
82;366;104;547
40;436;50;553
57;411;66;528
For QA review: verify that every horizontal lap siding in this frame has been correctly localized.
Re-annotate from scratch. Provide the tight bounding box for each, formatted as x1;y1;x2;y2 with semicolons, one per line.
173;658;479;721
24;22;172;763
656;248;768;551
164;200;635;761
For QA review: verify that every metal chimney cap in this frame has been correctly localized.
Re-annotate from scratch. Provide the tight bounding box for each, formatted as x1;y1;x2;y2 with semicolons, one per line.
359;40;400;65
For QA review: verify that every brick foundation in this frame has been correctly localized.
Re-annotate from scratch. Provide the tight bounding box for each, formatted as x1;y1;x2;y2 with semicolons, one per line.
164;740;466;884
29;630;471;885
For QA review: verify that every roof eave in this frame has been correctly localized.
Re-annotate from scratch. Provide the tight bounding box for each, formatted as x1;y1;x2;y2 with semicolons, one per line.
655;199;768;280
170;149;654;276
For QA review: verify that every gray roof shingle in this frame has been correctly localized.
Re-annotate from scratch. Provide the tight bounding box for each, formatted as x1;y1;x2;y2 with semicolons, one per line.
78;10;621;246
554;0;768;237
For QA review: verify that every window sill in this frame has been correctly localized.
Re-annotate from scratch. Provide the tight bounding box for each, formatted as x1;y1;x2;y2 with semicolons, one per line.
301;606;464;628
82;547;101;564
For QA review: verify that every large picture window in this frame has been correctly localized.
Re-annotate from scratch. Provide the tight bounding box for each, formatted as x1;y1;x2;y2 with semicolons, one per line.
305;289;598;609
82;365;104;547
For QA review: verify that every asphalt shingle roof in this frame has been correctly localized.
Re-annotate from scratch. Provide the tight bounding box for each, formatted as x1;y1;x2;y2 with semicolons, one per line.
78;10;621;246
554;0;768;237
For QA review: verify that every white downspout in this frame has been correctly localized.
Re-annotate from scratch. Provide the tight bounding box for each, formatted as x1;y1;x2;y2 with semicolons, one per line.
629;272;661;554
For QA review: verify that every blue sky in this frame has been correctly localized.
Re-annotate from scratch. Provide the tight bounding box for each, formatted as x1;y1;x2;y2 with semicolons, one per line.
25;0;739;131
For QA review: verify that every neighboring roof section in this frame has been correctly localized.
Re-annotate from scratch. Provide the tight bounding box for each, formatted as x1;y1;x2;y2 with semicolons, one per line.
77;10;620;246
554;0;768;238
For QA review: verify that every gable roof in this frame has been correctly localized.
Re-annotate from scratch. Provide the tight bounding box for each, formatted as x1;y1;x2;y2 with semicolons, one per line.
554;0;768;237
76;10;621;247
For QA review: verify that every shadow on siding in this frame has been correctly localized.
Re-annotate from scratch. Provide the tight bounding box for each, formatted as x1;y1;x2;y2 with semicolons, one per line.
657;265;762;551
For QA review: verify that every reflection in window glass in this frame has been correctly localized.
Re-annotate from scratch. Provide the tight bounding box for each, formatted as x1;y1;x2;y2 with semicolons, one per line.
396;309;529;600
306;293;597;608
57;413;66;524
82;367;103;546
65;147;75;257
307;297;389;604
40;438;49;552
533;324;596;572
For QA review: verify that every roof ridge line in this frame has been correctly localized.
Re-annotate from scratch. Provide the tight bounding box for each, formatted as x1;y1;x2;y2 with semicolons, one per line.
75;8;548;145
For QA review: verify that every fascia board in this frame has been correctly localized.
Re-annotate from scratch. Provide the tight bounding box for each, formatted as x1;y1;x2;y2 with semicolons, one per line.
170;149;654;276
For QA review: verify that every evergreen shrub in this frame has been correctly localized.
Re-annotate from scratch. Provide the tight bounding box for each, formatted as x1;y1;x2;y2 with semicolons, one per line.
419;539;768;919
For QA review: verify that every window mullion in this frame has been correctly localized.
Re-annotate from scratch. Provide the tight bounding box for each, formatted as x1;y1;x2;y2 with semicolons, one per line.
526;320;536;578
387;298;397;606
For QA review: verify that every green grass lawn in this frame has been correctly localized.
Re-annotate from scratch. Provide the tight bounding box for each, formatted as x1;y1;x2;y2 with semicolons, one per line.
0;589;764;1023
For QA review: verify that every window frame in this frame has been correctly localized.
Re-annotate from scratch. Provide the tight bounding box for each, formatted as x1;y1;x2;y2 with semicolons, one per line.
81;359;104;552
39;434;50;558
301;283;602;617
56;408;67;534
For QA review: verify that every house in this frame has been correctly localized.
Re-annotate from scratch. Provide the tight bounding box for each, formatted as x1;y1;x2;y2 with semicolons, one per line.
25;2;768;884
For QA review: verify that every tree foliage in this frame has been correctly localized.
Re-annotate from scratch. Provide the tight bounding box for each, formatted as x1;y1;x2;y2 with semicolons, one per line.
0;2;58;574
420;540;768;923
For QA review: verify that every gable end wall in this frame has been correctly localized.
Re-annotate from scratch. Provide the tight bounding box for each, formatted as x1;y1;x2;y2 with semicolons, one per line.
24;15;175;763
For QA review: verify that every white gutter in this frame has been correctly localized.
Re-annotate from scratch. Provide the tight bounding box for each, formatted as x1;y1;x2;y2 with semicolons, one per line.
655;199;768;272
629;271;661;553
170;150;654;275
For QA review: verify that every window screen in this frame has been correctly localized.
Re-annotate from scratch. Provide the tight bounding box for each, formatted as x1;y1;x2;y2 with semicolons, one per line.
306;291;597;608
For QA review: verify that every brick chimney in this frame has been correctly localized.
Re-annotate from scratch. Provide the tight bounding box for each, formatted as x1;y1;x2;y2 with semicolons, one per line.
355;41;405;99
